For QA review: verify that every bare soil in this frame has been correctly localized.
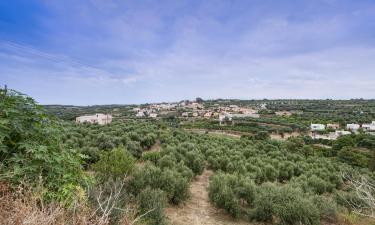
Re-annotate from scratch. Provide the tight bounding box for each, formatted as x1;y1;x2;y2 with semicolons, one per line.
269;132;300;140
144;139;161;153
186;128;301;141
165;169;254;225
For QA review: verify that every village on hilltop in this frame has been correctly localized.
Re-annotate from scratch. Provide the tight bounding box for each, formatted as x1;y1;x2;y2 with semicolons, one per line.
74;98;375;141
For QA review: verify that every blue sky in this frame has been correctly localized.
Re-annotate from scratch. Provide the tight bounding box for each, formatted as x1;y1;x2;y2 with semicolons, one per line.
1;0;375;105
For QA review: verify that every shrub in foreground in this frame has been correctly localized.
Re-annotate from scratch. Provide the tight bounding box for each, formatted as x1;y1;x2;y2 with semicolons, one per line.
92;147;135;181
137;187;166;225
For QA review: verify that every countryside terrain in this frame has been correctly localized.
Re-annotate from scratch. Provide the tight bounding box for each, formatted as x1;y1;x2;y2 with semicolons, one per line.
1;88;375;225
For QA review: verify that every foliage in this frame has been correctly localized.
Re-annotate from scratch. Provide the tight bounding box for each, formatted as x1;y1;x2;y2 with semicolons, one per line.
137;187;166;225
92;147;135;181
0;89;85;202
129;163;190;205
250;183;320;225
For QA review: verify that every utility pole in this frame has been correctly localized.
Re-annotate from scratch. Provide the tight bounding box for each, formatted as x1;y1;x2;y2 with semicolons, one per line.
4;84;7;95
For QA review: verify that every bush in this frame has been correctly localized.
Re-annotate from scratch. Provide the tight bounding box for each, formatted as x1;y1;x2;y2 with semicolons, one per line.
80;146;101;166
208;173;254;218
92;147;135;181
140;134;157;149
129;163;190;204
129;163;162;195
338;147;369;168
142;151;161;164
251;183;276;222
264;164;278;182
313;196;337;222
251;184;320;225
185;151;205;175
126;141;143;158
254;131;270;140
137;187;166;225
0;89;85;203
274;187;320;225
158;154;177;170
307;175;329;194
159;169;190;204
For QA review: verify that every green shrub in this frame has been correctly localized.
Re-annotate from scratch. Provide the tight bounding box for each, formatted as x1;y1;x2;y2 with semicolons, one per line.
274;186;320;225
126;141;143;158
92;147;135;181
307;175;328;194
137;187;166;225
159;168;190;204
313;196;337;222
129;163;190;204
140;134;157;149
129;163;162;194
158;154;177;169
0;89;86;203
80;146;101;166
251;183;277;222
185;151;205;175
254;131;270;140
252;184;320;225
142;151;161;164
338;147;369;168
264;164;278;182
208;173;247;218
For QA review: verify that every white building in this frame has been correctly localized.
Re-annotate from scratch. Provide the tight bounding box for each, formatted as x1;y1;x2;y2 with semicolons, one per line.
347;124;360;131
311;124;325;131
362;121;375;131
149;113;158;118
204;111;213;118
76;113;112;125
259;103;267;110
136;111;145;117
219;113;232;125
182;112;189;117
185;102;203;110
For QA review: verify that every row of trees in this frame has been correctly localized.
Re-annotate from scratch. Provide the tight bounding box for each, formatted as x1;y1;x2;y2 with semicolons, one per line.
159;131;375;224
3;88;375;225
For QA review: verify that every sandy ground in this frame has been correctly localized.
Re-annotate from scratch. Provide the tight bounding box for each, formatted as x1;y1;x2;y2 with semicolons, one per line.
165;169;253;225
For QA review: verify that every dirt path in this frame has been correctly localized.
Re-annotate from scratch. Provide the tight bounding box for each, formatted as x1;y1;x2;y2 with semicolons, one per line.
185;128;301;141
269;132;300;140
165;169;253;225
143;139;161;154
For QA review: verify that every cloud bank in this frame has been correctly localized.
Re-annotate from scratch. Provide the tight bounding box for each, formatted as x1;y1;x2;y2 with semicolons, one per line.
0;0;375;105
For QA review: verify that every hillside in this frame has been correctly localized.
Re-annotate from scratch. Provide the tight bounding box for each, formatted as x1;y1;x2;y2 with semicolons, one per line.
1;89;375;225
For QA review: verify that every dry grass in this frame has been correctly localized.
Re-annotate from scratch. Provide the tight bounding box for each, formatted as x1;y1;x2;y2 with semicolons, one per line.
0;182;143;225
335;213;375;225
0;182;105;225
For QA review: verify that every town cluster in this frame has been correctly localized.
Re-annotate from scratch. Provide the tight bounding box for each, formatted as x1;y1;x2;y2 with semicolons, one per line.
74;100;375;142
311;121;375;140
132;100;265;121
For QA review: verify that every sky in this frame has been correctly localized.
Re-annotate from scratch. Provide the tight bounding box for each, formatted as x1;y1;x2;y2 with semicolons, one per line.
1;0;375;105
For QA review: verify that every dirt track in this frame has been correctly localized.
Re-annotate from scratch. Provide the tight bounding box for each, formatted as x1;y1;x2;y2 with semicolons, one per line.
165;169;253;225
186;128;301;141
